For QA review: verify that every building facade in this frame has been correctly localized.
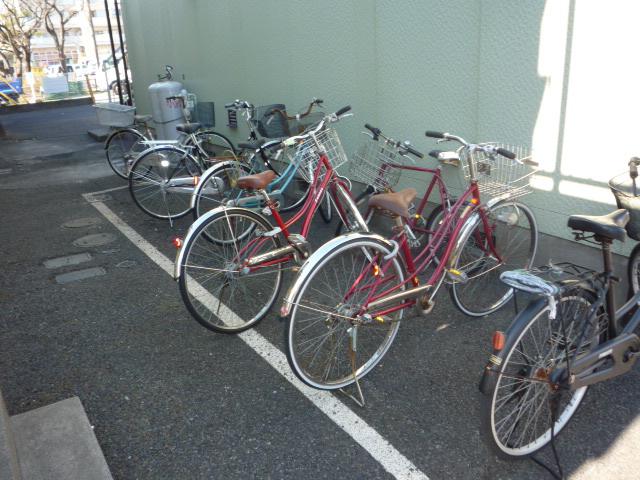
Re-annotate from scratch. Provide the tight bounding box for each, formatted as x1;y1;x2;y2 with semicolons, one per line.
120;1;640;252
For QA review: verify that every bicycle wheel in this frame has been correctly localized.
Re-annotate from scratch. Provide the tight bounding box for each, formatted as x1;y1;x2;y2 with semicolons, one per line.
284;235;404;390
105;128;146;179
129;146;202;220
280;176;311;213
480;289;603;459
186;130;236;160
449;200;538;316
178;208;283;333
423;204;450;265
318;192;333;223
192;161;253;219
628;242;640;298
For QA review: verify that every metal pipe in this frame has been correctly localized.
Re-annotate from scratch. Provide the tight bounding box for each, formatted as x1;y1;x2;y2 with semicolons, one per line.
112;0;132;105
103;0;122;104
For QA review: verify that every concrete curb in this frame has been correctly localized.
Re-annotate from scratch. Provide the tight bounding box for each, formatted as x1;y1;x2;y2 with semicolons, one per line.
0;97;93;114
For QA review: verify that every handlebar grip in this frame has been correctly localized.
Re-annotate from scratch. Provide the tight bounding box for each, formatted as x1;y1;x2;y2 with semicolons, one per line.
425;131;446;139
335;105;351;117
315;99;323;104
364;123;381;138
406;146;424;158
496;147;516;160
224;102;235;108
630;157;640;179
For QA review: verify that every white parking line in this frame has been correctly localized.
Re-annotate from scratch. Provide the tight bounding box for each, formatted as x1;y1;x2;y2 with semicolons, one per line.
84;193;429;480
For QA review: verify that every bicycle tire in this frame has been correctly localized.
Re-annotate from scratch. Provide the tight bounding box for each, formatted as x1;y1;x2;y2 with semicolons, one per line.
318;193;333;223
479;288;602;459
628;242;640;299
178;208;283;333
105;128;147;179
449;200;538;316
192;161;253;219
280;177;311;213
128;145;202;220
284;235;404;390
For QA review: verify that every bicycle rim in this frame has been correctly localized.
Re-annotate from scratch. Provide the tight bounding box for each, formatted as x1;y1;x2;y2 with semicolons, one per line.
106;129;146;179
481;290;603;458
285;237;404;390
179;209;283;333
450;201;538;316
193;162;252;219
129;147;201;219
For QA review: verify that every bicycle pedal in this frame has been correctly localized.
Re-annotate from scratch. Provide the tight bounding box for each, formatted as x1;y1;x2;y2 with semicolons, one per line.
446;268;469;283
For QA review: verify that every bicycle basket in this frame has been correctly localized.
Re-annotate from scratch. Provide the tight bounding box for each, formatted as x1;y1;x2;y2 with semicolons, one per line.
609;172;640;240
288;126;348;182
251;104;288;138
349;137;406;191
462;143;537;199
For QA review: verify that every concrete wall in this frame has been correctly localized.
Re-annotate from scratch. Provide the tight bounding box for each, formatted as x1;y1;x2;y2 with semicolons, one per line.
120;0;640;255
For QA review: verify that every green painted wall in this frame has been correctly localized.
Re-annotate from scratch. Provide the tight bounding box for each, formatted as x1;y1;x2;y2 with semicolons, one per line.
121;0;640;255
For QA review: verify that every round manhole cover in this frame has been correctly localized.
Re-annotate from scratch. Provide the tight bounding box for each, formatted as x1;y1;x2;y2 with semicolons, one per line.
63;217;102;229
73;233;117;247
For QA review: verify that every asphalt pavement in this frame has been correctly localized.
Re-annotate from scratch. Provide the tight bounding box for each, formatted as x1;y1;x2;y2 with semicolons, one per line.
0;103;639;480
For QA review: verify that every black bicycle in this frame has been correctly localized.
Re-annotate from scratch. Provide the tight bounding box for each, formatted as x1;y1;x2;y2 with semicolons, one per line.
610;156;640;296
478;163;640;465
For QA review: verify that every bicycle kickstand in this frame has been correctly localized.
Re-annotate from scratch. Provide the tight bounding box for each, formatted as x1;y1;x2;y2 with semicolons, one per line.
339;327;366;408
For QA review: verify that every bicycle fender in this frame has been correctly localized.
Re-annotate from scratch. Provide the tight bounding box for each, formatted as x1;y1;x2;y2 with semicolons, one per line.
279;232;395;318
173;206;262;279
446;210;481;269
447;198;531;269
478;296;548;395
190;160;239;209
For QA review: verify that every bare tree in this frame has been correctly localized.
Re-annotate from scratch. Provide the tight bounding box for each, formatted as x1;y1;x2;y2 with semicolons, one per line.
0;0;53;75
43;1;77;73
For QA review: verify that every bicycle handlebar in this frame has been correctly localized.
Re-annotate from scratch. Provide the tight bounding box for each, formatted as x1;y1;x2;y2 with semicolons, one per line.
265;98;324;120
426;130;516;160
364;124;424;159
225;99;253;109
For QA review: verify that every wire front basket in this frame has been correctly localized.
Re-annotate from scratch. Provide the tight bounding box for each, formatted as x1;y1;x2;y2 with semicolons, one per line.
609;171;640;240
289;126;348;183
349;138;407;191
462;143;537;199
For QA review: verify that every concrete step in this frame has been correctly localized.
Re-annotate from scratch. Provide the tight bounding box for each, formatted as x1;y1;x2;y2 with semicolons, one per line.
0;390;22;480
1;390;113;480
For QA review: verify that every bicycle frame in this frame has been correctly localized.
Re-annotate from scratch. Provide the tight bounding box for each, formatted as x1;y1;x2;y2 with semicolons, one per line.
175;149;361;279
281;174;506;319
199;142;307;212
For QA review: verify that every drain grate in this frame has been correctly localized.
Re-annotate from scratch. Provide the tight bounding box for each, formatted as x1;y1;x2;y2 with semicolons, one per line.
73;233;116;247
